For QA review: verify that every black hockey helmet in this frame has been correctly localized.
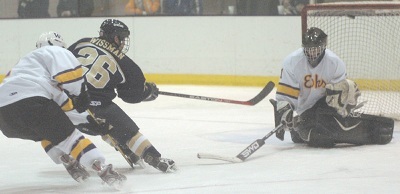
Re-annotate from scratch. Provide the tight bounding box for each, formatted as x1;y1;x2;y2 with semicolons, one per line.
99;19;130;53
302;27;327;67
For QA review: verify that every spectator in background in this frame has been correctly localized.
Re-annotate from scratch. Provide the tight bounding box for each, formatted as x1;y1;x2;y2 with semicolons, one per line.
293;0;308;15
57;0;94;17
278;0;307;15
163;0;203;15
237;0;278;16
280;0;296;15
125;0;161;15
18;0;50;18
236;0;248;15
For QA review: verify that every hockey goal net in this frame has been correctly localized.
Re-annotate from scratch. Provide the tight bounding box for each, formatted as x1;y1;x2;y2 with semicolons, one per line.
302;2;400;120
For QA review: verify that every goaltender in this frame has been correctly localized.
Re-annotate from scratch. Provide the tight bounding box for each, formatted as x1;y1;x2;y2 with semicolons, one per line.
271;27;394;147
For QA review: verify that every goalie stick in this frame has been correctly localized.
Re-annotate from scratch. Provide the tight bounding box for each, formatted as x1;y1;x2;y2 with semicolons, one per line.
197;124;284;163
159;81;275;106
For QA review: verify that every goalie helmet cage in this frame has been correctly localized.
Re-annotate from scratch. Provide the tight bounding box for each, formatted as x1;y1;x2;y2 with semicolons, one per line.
301;2;400;120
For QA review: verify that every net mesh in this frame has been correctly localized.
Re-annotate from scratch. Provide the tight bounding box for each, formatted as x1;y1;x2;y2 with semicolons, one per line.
302;2;400;119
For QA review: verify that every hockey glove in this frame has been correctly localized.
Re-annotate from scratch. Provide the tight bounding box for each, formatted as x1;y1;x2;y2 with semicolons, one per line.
69;83;90;113
142;82;159;101
271;99;294;141
325;79;362;117
280;107;294;130
278;102;295;131
76;115;112;136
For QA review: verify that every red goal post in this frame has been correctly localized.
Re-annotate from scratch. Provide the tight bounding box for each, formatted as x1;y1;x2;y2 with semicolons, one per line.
301;2;400;119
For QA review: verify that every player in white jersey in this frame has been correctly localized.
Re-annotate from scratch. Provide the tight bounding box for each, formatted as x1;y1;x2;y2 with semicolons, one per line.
0;31;126;187
272;27;394;147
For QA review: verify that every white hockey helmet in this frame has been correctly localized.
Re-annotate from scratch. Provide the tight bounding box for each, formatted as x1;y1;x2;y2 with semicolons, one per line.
36;31;66;48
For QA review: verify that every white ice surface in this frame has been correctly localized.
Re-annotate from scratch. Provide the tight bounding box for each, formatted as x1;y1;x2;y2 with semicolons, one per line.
0;85;399;194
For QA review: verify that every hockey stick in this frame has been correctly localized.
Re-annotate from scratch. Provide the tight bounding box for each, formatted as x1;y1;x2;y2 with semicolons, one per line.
159;81;275;106
87;110;138;168
197;124;284;163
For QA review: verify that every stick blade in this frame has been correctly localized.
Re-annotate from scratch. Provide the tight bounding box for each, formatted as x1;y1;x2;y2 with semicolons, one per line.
247;81;275;105
197;153;243;163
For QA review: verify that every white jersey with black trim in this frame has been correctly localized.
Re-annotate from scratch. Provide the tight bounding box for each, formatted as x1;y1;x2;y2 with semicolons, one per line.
276;48;346;115
0;46;83;110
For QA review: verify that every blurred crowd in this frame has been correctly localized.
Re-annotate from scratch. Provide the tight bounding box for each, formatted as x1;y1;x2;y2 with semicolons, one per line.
1;0;311;18
0;0;390;18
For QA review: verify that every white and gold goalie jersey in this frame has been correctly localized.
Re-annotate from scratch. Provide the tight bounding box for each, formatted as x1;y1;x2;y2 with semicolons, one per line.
276;48;347;115
0;46;84;111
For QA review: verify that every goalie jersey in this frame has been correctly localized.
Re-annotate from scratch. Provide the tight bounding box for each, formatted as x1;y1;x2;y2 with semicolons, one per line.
68;37;147;106
276;48;346;115
0;46;83;111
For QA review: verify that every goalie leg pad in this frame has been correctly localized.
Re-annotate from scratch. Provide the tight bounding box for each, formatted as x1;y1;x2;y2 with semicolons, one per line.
290;131;305;143
296;97;369;147
307;128;335;148
293;97;394;147
360;114;394;145
295;112;335;147
295;104;320;143
316;110;394;145
293;97;333;144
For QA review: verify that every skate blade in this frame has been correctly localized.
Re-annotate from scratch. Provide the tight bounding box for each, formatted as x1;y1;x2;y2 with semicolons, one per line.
166;165;178;173
73;174;90;183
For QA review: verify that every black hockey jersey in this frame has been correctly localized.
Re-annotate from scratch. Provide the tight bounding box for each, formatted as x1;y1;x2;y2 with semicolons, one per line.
68;37;146;106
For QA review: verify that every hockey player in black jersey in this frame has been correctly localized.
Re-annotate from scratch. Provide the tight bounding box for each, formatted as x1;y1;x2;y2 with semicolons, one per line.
67;19;176;172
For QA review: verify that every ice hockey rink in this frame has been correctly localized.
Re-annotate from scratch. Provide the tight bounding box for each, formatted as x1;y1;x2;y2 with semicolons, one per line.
0;85;399;194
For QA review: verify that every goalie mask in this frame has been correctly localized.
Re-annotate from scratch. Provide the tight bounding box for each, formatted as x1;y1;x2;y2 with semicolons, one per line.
325;79;361;117
36;31;66;48
302;27;327;68
99;19;130;54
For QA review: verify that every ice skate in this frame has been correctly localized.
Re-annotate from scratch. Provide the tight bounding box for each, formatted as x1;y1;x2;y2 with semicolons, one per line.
60;154;90;183
154;158;177;173
92;160;127;187
144;155;177;173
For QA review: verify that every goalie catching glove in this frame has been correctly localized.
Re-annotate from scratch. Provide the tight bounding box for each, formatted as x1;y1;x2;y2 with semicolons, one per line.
325;79;362;118
77;115;112;136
